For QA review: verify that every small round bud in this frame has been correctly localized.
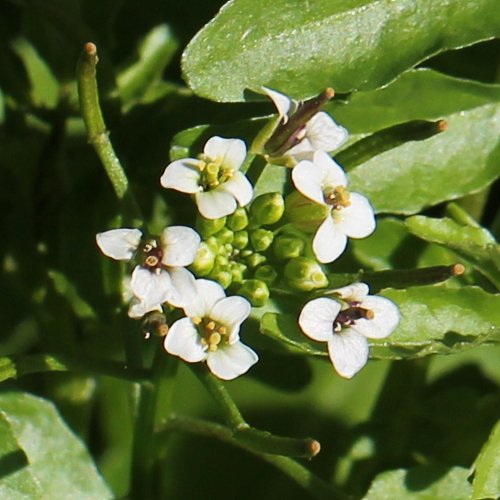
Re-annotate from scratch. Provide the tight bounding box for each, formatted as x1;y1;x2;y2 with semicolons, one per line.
233;230;249;250
196;215;227;237
216;227;234;244
250;193;285;226
230;262;247;284
284;257;328;291
249;228;274;252
215;254;229;267
206;236;221;254
273;234;305;260
190;242;215;276
208;267;233;289
246;252;267;269
285;191;330;233
237;279;270;307
227;207;249;231
254;265;278;285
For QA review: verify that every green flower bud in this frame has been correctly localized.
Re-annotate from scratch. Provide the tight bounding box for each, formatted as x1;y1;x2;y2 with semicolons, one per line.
241;249;253;258
237;279;270;307
246;252;267;269
249;228;274;252
284;257;328;291
254;265;278;285
233;230;249;250
196;215;227;237
190;242;215;276
215;254;229;267
206;236;220;254
230;262;247;284
227;207;249;231
250;193;285;226
285;191;330;233
208;267;233;289
273;234;305;260
216;227;234;244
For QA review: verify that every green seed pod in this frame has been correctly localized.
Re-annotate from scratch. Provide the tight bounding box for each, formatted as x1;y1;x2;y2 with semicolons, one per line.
250;193;285;226
285;191;330;233
196;215;227;238
273;234;305;260
284;257;328;291
237;279;270;307
216;227;234;244
233;230;249;250
249;228;274;252
190;242;215;276
254;265;278;285
246;252;267;269
227;207;249;231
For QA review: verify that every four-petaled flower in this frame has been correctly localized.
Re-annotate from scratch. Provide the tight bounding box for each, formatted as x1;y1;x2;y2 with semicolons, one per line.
292;150;375;263
164;279;258;380
263;87;348;161
298;283;400;378
160;136;253;219
96;226;200;316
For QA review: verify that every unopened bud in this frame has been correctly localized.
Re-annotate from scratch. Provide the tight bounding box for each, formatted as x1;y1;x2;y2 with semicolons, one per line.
208;266;233;289
246;252;267;269
250;193;285;226
284;257;328;291
190;242;216;276
227;207;249;231
230;262;247;284
237;279;270;307
285;191;330;232
254;265;278;285
233;230;249;250
250;228;274;252
196;215;227;237
216;227;234;245
273;234;305;259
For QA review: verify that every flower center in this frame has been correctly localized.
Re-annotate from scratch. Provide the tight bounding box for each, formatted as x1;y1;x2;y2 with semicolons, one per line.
140;240;163;272
197;154;234;191
193;316;229;352
324;186;351;210
333;301;374;332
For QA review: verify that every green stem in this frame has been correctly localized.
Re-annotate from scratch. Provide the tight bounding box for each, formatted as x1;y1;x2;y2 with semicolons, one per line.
0;353;149;384
76;42;141;223
164;415;347;500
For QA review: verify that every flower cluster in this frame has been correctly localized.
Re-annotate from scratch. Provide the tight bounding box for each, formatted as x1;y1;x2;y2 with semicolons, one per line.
96;87;400;380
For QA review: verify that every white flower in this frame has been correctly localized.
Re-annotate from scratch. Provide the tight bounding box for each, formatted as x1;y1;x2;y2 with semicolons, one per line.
160;136;253;219
298;283;400;378
292;150;375;263
164;279;258;380
263;87;348;161
96;226;200;315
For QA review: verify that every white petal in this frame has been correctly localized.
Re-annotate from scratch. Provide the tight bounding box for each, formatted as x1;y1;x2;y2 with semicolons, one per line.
195;189;237;219
285;139;316;161
298;298;341;342
164;317;207;362
163;267;197;308
160;159;202;193
204;136;247;171
96;228;142;261
313;216;347;263
183;279;226;318
206;341;258;380
130;266;172;307
335;192;376;238
210;296;251;339
333;283;369;302
127;298;162;319
313;150;347;188
262;87;296;122
351;296;400;339
292;160;326;205
221;172;253;207
305;112;348;152
161;226;201;267
327;330;369;379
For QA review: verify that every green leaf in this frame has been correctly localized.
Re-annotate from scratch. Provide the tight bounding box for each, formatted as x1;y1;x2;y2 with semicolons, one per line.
0;392;112;499
182;0;500;102
406;215;500;289
363;465;472;500
325;70;500;214
471;419;500;500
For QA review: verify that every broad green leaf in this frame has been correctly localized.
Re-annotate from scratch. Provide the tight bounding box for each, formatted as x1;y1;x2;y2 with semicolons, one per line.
0;392;112;499
363;465;472;500
471;419;500;500
182;0;500;102
406;215;500;290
